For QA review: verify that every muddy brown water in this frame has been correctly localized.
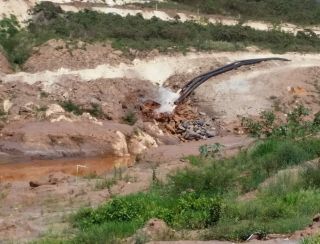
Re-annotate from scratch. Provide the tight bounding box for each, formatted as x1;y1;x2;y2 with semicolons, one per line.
0;156;133;182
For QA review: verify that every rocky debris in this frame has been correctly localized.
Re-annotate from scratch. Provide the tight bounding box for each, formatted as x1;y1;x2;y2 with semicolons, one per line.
177;119;217;140
50;115;74;123
141;100;218;141
143;122;164;137
80;112;103;126
18;102;39;117
128;129;158;155
45;104;65;118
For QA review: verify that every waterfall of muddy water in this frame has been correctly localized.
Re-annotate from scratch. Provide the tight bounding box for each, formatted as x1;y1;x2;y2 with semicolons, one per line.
155;87;180;113
0;156;133;182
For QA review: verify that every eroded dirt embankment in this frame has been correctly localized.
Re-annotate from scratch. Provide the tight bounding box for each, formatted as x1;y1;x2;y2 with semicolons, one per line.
2;42;320;158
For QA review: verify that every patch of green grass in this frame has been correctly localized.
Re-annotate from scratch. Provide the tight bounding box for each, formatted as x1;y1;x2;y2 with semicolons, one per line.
85;103;104;119
122;111;137;125
72;192;221;231
301;235;320;244
59;100;82;116
72;221;140;244
241;105;320;138
59;100;105;118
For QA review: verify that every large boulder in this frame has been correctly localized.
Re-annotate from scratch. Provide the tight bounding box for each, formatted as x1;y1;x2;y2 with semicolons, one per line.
0;120;132;158
128;129;158;155
45;104;65;118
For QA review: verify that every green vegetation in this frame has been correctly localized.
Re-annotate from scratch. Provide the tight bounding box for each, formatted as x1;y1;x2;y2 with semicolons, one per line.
2;2;320;67
38;136;320;243
59;100;105;118
301;235;320;244
170;0;320;25
122;111;138;125
241;105;320;138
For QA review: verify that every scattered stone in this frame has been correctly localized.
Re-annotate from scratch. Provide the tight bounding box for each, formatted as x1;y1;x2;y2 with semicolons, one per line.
128;129;157;155
50;115;73;123
45;104;64;118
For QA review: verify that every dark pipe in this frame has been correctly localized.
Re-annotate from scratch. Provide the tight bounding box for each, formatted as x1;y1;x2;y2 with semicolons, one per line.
174;57;290;104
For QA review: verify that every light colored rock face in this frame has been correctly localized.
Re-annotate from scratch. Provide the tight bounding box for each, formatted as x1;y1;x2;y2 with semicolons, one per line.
143;122;164;137
112;131;129;157
128;129;157;155
3;100;13;113
45;104;65;118
50;115;73;123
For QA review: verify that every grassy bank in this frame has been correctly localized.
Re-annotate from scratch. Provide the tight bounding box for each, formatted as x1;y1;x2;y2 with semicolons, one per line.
33;108;320;243
2;3;320;67
35;136;320;243
169;0;320;26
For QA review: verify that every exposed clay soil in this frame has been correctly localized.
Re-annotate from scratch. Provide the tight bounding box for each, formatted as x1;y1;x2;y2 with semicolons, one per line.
23;40;131;72
0;51;13;74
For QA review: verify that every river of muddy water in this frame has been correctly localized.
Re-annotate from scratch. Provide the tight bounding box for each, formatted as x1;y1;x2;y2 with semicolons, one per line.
0;155;133;182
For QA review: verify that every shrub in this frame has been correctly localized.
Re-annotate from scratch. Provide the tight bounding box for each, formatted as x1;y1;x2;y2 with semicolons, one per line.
122;111;137;125
59;100;82;115
301;161;320;189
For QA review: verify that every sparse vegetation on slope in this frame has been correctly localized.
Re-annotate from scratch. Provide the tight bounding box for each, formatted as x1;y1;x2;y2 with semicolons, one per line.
2;2;320;67
170;0;320;25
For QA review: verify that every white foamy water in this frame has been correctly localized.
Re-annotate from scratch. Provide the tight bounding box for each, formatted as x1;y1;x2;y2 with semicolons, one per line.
156;87;180;113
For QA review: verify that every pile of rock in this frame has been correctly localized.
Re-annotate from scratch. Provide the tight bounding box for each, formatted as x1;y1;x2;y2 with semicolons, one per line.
177;119;217;140
141;100;218;141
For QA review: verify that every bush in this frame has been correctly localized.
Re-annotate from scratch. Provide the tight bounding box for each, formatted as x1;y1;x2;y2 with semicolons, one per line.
73;192;222;234
301;161;320;189
122;111;137;125
242;105;320;138
59;100;82;115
